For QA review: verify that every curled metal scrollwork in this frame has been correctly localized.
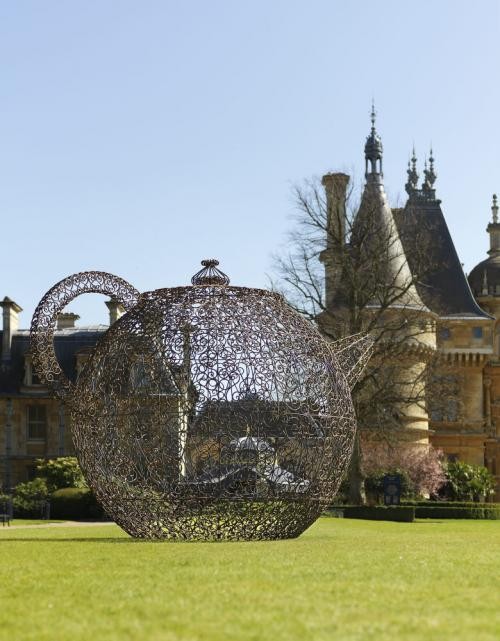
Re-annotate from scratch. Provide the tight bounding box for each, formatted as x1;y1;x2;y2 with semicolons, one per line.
30;271;140;401
31;261;366;541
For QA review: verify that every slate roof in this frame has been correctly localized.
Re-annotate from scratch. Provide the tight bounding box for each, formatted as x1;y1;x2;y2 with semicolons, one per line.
353;181;428;311
191;398;325;437
468;259;500;297
0;327;106;395
393;197;491;320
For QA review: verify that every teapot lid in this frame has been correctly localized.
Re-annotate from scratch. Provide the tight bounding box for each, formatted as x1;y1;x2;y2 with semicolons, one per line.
191;259;230;286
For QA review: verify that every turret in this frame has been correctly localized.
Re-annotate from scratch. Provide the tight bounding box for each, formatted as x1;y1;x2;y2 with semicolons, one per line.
356;109;435;440
355;109;428;311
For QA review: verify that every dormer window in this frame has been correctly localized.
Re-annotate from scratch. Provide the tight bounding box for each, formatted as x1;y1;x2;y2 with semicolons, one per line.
24;354;42;386
76;350;92;378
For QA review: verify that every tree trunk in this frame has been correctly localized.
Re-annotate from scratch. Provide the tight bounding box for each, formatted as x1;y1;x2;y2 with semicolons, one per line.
347;432;365;505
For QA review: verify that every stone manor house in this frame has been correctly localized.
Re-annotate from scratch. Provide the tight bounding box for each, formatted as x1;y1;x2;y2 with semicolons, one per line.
1;115;500;499
319;112;500;499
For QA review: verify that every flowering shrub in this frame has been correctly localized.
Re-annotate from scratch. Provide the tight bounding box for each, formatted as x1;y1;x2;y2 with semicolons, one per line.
362;444;446;500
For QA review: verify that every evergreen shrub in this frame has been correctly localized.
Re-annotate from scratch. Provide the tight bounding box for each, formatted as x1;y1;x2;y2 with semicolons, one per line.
401;500;500;508
35;457;87;492
414;505;500;520
50;488;104;520
12;478;50;517
332;505;415;522
442;461;495;501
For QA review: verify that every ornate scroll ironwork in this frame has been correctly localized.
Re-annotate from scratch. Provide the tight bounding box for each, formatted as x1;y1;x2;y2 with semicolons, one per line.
30;271;140;400
31;261;368;541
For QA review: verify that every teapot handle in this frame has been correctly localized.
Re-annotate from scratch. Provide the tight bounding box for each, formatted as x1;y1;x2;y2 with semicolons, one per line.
30;271;140;401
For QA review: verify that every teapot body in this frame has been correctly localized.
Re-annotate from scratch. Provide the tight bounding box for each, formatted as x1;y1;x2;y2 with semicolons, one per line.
31;264;366;541
73;284;354;539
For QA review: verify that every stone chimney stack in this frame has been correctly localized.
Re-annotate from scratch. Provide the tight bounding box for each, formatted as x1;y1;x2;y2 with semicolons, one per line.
1;297;23;362
319;172;350;309
105;299;125;325
57;313;80;330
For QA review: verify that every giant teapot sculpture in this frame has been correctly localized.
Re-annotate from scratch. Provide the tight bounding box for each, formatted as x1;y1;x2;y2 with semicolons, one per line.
30;260;371;540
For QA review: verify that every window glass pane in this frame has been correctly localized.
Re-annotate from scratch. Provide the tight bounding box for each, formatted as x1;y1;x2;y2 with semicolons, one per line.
27;405;47;440
473;327;483;338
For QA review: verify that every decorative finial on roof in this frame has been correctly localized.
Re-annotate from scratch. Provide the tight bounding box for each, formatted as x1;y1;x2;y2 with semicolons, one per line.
427;146;437;188
422;147;437;197
492;194;498;223
405;146;419;195
487;195;500;258
364;102;383;182
191;259;230;286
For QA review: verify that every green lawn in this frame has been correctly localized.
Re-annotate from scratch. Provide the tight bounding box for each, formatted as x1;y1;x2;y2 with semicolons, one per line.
0;518;498;641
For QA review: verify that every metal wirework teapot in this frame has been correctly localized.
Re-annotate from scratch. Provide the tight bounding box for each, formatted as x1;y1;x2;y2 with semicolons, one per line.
30;260;371;540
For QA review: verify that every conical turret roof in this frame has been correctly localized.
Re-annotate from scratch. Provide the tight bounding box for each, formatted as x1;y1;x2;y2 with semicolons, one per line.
354;114;428;312
354;180;428;311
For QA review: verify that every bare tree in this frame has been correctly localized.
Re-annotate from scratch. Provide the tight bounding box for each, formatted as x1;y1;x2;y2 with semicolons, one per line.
273;175;456;503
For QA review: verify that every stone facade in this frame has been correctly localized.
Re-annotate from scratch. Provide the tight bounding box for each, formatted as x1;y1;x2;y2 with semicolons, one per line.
0;301;114;488
320;115;500;499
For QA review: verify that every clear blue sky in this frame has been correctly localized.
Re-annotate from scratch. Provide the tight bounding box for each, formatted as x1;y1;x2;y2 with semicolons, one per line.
1;1;499;325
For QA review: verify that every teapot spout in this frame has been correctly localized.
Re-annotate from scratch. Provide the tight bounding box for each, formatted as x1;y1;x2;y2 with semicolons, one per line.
331;333;373;389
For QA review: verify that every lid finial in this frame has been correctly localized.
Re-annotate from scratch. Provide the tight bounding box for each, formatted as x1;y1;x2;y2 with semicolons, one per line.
191;259;230;286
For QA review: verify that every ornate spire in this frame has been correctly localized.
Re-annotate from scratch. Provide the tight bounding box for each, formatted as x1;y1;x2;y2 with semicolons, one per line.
364;102;383;183
492;194;498;223
405;146;419;195
425;146;437;188
420;147;437;200
487;195;500;258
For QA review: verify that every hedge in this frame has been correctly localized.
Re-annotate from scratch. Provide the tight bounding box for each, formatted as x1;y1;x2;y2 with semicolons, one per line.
329;505;415;522
50;488;105;520
414;505;500;520
401;500;500;509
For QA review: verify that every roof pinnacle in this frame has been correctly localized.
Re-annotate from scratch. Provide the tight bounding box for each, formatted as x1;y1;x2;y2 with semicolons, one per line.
486;195;500;259
364;102;383;182
405;146;419;195
423;146;437;193
492;194;498;223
